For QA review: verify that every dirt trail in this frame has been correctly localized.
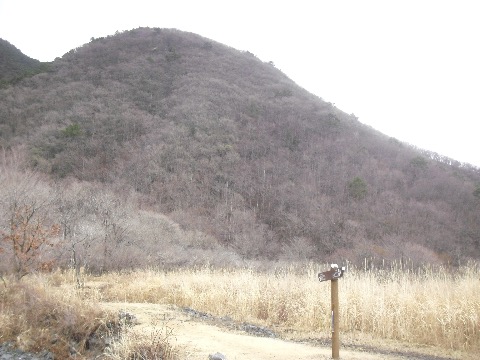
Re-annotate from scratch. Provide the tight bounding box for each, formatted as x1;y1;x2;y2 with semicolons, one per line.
101;302;437;360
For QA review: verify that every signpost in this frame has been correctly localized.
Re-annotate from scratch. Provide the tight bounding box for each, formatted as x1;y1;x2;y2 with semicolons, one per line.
318;264;345;359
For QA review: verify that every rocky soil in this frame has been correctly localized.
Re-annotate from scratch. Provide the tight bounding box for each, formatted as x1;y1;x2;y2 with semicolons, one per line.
0;343;54;360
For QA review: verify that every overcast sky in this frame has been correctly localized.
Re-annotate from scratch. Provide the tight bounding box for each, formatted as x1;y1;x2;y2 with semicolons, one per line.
1;0;479;167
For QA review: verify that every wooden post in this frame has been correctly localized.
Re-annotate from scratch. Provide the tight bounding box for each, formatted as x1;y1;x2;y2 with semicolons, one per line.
331;278;340;359
318;264;345;359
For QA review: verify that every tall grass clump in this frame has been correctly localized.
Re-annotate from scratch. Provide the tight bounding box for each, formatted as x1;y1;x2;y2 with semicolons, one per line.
0;273;110;358
95;262;480;354
343;262;480;351
0;271;179;359
104;316;177;360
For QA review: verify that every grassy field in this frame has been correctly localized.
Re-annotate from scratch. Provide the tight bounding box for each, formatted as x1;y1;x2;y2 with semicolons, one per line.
95;261;480;357
1;262;479;359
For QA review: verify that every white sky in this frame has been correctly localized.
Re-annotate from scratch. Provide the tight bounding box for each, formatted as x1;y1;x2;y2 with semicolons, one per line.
1;0;479;167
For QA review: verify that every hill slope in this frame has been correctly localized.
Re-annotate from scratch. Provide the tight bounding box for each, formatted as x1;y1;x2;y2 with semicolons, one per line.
0;38;50;87
0;27;479;266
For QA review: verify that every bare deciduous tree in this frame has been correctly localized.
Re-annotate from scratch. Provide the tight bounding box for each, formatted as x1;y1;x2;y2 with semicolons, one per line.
2;204;59;279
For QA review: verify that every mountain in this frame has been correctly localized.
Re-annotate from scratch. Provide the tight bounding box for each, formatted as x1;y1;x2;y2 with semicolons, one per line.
1;27;479;268
0;39;50;87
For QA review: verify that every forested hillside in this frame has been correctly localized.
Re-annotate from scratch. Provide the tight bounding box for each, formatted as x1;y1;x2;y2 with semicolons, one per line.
1;27;479;272
0;39;50;88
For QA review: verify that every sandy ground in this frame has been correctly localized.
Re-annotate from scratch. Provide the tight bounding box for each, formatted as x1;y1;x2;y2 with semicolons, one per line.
100;302;451;360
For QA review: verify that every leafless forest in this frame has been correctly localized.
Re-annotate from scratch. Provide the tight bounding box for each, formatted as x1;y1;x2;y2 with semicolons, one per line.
1;27;480;274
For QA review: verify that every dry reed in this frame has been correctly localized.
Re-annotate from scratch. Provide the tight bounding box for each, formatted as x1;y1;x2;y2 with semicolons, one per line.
0;273;109;358
2;262;478;358
94;262;480;355
0;271;177;359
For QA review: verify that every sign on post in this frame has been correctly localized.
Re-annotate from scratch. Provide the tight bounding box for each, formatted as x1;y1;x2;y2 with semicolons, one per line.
318;264;345;359
318;265;345;282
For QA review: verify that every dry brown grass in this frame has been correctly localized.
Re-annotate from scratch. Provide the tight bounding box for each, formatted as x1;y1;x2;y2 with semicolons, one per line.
1;262;478;358
92;262;480;357
342;263;480;352
0;273;108;358
102;315;177;360
0;272;177;359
